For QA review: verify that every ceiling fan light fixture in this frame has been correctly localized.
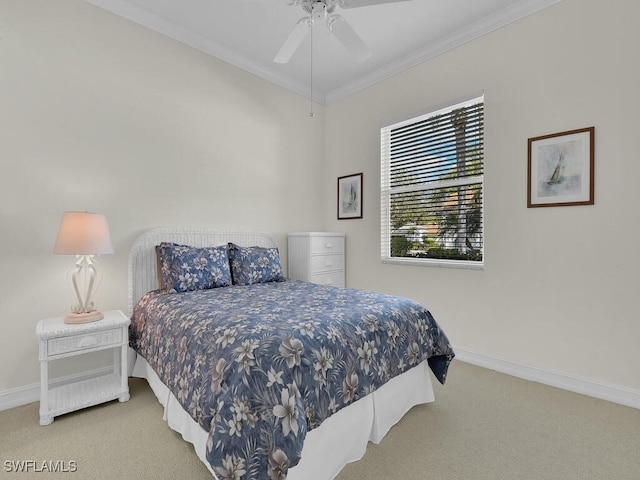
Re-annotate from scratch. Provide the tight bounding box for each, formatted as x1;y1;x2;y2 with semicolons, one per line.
268;0;406;64
311;2;328;19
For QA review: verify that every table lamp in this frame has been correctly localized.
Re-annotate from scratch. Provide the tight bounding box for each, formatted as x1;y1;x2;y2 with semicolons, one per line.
53;212;114;324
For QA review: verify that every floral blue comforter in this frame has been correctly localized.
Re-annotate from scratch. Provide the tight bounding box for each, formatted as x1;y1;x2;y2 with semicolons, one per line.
130;280;454;480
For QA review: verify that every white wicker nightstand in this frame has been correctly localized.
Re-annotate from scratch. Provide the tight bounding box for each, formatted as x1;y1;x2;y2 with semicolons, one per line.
36;310;130;426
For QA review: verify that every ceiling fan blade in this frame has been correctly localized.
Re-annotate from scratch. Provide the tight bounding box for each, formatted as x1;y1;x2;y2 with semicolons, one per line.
340;0;412;8
274;17;312;64
327;14;372;62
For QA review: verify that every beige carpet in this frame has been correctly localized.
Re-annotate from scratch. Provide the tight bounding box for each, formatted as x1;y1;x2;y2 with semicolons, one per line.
1;361;638;480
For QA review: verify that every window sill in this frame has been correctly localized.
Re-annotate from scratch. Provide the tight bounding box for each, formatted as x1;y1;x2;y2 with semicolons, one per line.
381;257;484;270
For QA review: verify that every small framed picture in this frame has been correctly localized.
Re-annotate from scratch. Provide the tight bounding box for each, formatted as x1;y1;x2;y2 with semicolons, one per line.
337;173;363;219
527;127;594;208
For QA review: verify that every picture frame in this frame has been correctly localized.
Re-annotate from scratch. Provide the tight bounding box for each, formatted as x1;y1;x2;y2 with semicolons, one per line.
337;173;363;219
527;127;594;208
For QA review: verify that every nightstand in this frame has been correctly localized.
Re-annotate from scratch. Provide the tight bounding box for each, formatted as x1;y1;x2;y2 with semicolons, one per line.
36;310;130;426
288;232;345;287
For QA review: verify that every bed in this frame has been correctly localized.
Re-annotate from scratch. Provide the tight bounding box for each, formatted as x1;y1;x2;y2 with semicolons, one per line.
128;228;454;480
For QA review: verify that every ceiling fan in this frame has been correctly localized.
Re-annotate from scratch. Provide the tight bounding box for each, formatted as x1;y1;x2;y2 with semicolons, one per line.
239;0;413;64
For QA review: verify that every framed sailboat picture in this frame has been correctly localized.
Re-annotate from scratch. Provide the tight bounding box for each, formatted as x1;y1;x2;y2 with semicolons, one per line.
527;127;594;207
337;173;363;219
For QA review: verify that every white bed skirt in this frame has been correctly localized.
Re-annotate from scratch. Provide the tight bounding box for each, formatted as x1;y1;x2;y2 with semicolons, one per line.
131;353;435;480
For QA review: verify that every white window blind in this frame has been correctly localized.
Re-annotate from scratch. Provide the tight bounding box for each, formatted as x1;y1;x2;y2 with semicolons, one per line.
381;95;484;267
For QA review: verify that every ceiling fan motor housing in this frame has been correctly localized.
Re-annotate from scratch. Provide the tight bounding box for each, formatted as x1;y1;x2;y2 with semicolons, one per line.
303;1;337;19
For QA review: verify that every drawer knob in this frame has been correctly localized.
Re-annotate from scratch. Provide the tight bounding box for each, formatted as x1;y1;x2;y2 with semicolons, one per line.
325;261;333;267
78;336;98;348
325;242;333;249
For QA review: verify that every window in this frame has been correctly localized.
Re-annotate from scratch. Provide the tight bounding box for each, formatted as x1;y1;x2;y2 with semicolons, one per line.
381;95;484;268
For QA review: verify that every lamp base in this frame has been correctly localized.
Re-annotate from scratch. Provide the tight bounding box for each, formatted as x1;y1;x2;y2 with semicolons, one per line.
64;310;104;324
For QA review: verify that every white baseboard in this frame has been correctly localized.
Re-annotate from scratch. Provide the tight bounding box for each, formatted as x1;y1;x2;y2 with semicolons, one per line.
0;367;114;412
3;352;639;412
454;346;640;410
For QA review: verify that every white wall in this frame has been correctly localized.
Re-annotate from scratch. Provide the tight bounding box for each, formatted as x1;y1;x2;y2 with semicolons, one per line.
0;0;324;391
324;0;640;391
2;0;638;398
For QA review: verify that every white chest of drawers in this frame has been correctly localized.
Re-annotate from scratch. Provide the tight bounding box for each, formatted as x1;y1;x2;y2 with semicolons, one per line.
36;310;130;425
288;232;345;287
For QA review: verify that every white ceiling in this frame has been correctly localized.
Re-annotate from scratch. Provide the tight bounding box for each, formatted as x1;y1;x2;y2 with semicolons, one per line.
84;0;560;105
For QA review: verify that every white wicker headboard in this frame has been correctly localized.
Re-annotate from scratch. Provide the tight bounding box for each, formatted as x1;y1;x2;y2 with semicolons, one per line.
127;227;279;314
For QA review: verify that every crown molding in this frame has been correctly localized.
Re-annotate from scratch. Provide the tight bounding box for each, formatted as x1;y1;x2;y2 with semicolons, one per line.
83;0;325;103
325;0;563;104
85;0;561;106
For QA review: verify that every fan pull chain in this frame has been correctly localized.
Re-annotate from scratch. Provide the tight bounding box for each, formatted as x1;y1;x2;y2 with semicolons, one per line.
309;17;314;118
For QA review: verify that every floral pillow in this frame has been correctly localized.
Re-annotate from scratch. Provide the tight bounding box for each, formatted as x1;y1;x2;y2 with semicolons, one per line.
157;242;232;293
227;243;286;286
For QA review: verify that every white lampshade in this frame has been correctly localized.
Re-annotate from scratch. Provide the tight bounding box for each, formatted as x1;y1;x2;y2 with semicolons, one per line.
53;212;114;255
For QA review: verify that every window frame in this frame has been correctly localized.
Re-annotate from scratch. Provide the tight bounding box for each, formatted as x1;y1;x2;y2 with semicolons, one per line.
380;94;485;270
